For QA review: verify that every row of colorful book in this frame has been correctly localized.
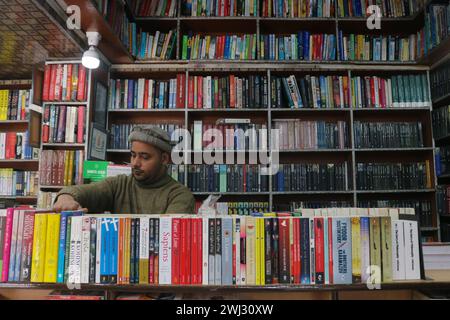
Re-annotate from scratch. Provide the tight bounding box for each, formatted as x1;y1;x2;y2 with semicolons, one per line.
106;73;429;110
42;64;88;102
0;208;422;285
0;131;39;160
127;0;427;18
183;0;258;16
39;150;84;187
182;33;257;60
108;77;185;109
261;33;337;61
0;89;30;121
0;170;38;197
136;30;177;60
42;105;86;144
336;0;426;17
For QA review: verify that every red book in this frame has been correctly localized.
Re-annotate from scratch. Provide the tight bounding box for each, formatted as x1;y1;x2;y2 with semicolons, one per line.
77;65;87;101
5;132;17;159
380;78;386;108
171;218;180;285
143;80;149;109
197;218;202;284
314;217;325;284
293;218;300;284
42;64;51;101
188;76;194;109
191;218;198;284
186;218;192;284
165;0;172;15
328;217;333;284
77;106;85;143
370;77;375;108
197;75;203;109
54;64;63;101
180;218;187;284
290;219;295;283
48;65;57;101
176;73;185;108
57;149;65;186
278;217;290;284
66;64;73;101
1;208;14;282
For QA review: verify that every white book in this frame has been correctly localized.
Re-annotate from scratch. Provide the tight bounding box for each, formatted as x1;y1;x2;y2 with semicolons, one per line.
391;220;406;281
193;120;203;151
138;78;145;109
81;217;91;284
159;217;172;285
403;220;421;280
148;79;154;109
234;217;241;285
68;216;83;284
139;217;150;273
0;133;5;159
14;210;25;281
95;218;102;284
202;216;209;285
360;217;371;283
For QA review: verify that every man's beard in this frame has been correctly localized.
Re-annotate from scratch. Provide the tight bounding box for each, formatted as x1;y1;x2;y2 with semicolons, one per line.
132;167;164;184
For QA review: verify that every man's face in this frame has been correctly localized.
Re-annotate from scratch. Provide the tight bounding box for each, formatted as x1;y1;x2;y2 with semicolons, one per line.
130;141;169;182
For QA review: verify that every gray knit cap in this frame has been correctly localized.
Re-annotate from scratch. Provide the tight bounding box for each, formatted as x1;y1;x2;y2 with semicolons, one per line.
128;125;173;153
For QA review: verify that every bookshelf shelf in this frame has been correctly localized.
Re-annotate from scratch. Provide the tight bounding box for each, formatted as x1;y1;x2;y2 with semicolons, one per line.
0;120;28;132
355;148;434;152
272;191;353;195
432;93;450;106
279;149;352;153
417;36;450;66
39;186;64;190
43;101;89;106
108;109;185;113
438;173;450;179
2;278;450;292
356;189;436;194
0;160;39;170
192;192;270;196
42;143;86;148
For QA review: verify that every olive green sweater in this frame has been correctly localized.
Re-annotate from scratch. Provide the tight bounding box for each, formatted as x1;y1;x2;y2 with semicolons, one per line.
57;174;195;214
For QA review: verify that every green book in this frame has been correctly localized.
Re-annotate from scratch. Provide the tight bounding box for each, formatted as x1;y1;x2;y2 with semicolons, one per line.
422;74;430;105
397;75;405;107
409;75;417;107
404;75;411;107
83;161;108;183
182;35;189;60
219;165;227;193
391;75;398;107
415;74;423;107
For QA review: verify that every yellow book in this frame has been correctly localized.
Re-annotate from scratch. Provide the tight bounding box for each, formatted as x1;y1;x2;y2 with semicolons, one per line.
139;217;150;284
31;214;48;283
255;218;261;285
351;217;361;283
63;151;70;186
245;216;256;285
380;217;392;282
67;150;74;185
260;217;265;285
44;214;61;283
425;160;432;189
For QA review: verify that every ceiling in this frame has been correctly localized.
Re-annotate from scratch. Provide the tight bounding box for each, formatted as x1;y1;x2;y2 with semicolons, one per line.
0;0;86;79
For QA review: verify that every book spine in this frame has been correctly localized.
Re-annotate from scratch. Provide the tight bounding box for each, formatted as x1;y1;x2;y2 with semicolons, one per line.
20;211;35;282
30;214;48;283
159;217;172;284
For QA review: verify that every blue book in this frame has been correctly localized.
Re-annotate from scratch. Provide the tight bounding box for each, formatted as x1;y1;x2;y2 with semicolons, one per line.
300;218;310;284
127;80;134;109
304;32;310;60
100;218;109;284
110;218;118;284
278;37;285;60
277;167;284;191
436;148;442;176
140;32;147;59
57;211;83;283
221;217;233;285
159;81;165;108
332;218;352;284
224;36;230;60
298;32;304;60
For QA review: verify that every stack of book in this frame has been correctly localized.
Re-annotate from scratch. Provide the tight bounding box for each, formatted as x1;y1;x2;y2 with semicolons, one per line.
0;131;39;159
39;150;84;187
0;170;38;197
262;0;334;17
42;105;86;144
183;0;258;16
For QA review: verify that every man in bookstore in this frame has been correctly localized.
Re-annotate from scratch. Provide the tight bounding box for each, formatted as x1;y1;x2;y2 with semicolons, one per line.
52;125;195;214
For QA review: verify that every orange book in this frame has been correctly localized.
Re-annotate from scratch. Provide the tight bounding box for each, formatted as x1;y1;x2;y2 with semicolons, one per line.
124;218;131;284
118;218;124;284
229;75;236;108
66;64;73;101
